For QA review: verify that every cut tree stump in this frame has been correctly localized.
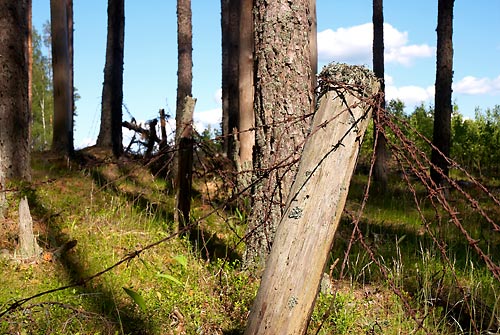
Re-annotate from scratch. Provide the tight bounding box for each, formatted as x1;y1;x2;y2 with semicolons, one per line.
244;63;380;335
17;196;42;260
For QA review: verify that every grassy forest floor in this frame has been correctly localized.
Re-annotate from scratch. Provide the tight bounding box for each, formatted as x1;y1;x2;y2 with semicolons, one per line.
1;147;500;334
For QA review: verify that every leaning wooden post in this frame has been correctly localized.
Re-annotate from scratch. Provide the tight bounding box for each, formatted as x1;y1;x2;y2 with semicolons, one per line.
244;63;380;335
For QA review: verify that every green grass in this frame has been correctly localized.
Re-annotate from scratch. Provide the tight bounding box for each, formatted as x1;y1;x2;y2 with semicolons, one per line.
0;149;499;334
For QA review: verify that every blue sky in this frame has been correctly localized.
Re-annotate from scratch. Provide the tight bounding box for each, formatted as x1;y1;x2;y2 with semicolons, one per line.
32;1;500;149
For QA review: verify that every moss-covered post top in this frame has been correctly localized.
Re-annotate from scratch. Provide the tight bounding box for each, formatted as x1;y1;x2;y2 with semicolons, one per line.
318;62;380;99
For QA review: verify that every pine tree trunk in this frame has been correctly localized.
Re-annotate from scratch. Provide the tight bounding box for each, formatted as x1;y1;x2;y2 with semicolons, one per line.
97;0;124;157
221;0;240;158
244;64;379;335
235;0;254;191
66;0;74;146
175;97;196;229
372;0;388;191
0;0;32;190
175;0;193;232
0;0;31;218
431;0;454;186
243;0;315;268
50;0;73;155
309;0;317;92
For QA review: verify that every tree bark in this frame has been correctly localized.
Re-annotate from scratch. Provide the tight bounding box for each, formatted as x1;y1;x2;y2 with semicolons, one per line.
175;0;193;232
66;0;74;139
221;0;240;158
243;0;315;268
97;0;125;157
309;0;317;93
235;0;254;190
372;0;388;191
0;0;32;217
50;0;73;155
244;64;379;335
431;0;454;186
175;97;196;230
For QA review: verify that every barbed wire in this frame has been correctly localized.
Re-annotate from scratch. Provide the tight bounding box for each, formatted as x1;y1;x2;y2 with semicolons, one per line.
2;79;499;333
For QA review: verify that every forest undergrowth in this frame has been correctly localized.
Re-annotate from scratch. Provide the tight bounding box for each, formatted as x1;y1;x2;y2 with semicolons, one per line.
0;145;499;334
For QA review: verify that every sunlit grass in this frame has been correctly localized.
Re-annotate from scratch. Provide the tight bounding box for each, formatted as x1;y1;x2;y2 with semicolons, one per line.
1;151;499;334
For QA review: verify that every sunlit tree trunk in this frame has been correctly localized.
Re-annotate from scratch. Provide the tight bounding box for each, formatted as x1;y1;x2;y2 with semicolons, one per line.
97;0;125;157
243;0;315;268
0;0;32;217
235;0;254;190
174;0;194;231
309;0;317;93
28;0;32;119
431;0;454;186
372;0;388;191
50;0;73;155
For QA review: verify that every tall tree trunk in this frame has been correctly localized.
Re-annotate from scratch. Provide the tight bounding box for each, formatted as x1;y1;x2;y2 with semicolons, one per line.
309;0;317;93
244;64;379;335
28;0;32;121
0;0;32;217
243;0;315;268
372;0;388;191
235;0;254;190
431;0;454;186
97;0;125;157
66;0;74;144
50;0;73;155
221;0;240;158
174;0;193;231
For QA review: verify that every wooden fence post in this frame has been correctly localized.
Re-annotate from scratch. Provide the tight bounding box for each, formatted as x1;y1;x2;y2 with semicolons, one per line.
244;63;380;335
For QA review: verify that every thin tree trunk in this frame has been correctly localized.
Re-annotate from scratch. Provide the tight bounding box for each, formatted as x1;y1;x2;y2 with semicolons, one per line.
176;97;196;229
41;97;47;147
244;64;379;335
243;0;315;268
372;0;388;191
221;0;240;158
174;0;193;232
50;0;73;155
97;0;125;157
431;0;454;186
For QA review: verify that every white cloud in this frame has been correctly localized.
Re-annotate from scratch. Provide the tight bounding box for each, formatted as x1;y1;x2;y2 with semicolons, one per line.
214;88;222;105
194;108;222;133
385;79;434;107
318;23;434;66
453;75;500;95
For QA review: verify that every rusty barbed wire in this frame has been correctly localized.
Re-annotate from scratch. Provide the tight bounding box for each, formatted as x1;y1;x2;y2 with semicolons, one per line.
3;71;499;333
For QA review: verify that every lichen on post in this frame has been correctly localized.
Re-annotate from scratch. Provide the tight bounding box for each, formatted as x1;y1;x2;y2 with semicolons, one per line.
244;63;380;335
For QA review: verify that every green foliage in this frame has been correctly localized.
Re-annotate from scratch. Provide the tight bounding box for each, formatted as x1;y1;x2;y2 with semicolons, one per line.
310;292;360;334
360;98;500;179
31;26;54;151
448;105;500;176
123;287;147;311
